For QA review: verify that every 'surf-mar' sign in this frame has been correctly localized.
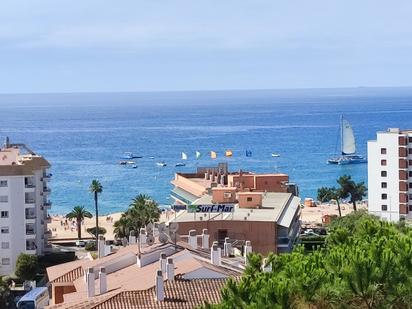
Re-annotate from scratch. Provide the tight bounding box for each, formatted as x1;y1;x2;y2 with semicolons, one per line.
188;204;235;213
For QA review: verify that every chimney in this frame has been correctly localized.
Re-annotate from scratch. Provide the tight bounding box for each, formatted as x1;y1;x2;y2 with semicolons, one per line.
155;270;164;301
220;175;225;186
204;172;208;180
98;236;105;258
201;229;209;249
244;240;252;257
210;241;221;266
166;258;174;281
99;267;107;294
139;228;147;245
129;231;136;245
159;253;167;274
87;267;95;297
104;240;112;256
223;237;232;257
188;229;197;249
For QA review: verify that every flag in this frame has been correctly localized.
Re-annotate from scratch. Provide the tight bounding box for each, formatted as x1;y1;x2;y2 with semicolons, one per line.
210;151;217;159
246;150;252;157
225;150;233;157
181;152;188;160
195;151;201;159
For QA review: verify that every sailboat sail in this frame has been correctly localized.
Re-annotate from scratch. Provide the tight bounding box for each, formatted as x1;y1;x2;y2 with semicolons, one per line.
342;119;356;155
181;152;188;160
195;151;201;159
210;151;217;159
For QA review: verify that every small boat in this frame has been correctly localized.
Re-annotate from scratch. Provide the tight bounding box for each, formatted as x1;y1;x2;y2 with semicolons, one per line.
328;115;367;165
271;153;280;157
156;162;167;167
175;163;186;167
149;156;155;159
127;161;136;164
121;152;142;159
119;161;127;165
132;164;138;169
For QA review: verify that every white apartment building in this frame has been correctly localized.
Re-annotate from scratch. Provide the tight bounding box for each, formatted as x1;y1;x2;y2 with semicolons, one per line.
0;138;52;276
368;128;412;222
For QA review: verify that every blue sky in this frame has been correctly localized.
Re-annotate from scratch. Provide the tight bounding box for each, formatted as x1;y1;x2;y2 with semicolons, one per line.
1;0;412;93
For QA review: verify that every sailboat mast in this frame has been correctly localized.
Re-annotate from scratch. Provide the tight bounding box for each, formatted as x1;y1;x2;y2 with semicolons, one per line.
340;115;344;155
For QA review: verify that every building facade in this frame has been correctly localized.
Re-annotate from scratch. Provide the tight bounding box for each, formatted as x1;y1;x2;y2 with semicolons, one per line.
0;138;52;275
368;128;412;221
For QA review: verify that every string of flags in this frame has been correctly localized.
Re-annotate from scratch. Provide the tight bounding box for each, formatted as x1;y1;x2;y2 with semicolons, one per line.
178;149;268;159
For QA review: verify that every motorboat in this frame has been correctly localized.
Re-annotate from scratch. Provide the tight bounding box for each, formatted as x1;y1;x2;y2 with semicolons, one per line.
119;161;127;165
156;161;167;167
328;115;367;165
175;163;186;167
271;153;280;157
132;164;138;169
121;152;142;159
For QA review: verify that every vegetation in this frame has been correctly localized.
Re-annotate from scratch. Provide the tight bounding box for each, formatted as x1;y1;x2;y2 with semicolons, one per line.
65;205;92;240
205;211;412;308
15;254;38;281
317;175;367;214
85;242;97;251
86;227;107;238
0;276;12;308
113;194;161;239
89;179;103;244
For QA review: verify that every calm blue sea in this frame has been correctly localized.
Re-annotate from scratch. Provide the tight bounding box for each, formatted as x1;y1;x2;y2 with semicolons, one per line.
1;88;412;215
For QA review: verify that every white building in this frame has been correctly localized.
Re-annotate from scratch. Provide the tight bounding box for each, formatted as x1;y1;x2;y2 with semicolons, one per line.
0;138;52;276
368;128;411;222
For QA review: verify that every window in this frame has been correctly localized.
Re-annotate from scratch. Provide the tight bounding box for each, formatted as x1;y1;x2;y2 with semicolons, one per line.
247;197;253;202
409;160;412;165
0;180;7;187
1;227;9;234
1;242;9;249
382;194;388;200
381;171;387;177
381;205;388;211
0;211;8;218
381;182;387;188
381;160;387;166
409;183;412;189
1;258;10;265
0;196;8;203
409;205;412;212
409;137;412;143
381;148;387;154
409;148;412;155
223;192;232;198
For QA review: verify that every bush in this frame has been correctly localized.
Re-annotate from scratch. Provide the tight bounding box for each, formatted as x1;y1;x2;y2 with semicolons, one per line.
85;242;96;251
15;254;38;281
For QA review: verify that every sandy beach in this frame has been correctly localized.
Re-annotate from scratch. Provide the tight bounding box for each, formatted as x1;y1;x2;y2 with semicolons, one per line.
49;211;176;241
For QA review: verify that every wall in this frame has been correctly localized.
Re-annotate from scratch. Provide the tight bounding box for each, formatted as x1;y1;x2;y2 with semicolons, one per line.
254;175;289;192
177;220;277;255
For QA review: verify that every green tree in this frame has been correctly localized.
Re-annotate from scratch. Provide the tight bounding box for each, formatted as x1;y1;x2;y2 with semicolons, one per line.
15;254;38;281
113;214;132;239
317;186;345;217
89;180;103;245
337;175;367;211
0;276;11;309
86;227;107;238
65;206;92;240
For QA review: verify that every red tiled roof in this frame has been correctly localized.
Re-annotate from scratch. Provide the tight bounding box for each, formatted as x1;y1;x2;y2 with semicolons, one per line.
51;266;84;283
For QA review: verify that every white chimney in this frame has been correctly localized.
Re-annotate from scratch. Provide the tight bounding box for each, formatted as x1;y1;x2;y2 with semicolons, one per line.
223;237;232;257
210;242;221;266
87;267;95;297
129;231;136;245
201;229;209;249
99;267;107;294
188;229;197;249
139;228;147;246
244;240;252;263
98;236;105;258
159;253;167;274
104;240;112;256
155;270;164;301
166;258;174;281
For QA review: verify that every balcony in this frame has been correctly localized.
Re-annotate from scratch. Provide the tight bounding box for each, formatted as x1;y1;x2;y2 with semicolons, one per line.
42;173;52;181
45;216;52;224
26;242;37;253
25;229;36;238
43;201;52;209
42;187;51;194
25;199;35;206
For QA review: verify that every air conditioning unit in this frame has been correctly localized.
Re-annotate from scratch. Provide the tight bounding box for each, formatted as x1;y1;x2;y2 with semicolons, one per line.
224;192;232;198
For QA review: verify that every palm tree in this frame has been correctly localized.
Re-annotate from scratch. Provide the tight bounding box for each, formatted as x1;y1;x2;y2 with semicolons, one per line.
317;187;345;217
89;180;103;244
113;214;132;239
66;206;92;240
337;175;367;211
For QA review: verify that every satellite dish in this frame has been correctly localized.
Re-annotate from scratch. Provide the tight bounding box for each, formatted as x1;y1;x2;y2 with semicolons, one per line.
170;232;181;243
158;223;166;233
146;234;155;246
169;222;179;233
146;223;153;234
159;233;169;244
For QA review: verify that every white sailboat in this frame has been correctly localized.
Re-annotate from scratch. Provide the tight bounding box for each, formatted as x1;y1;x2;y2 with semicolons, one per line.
328;115;367;165
181;152;188;160
195;151;201;159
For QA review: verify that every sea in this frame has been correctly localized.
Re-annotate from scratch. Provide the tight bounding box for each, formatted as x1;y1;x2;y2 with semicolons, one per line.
1;87;412;215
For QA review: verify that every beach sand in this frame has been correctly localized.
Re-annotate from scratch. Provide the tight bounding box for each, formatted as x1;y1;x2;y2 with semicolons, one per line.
49;211;176;241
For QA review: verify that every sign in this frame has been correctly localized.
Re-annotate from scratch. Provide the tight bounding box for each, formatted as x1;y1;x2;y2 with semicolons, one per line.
187;204;235;213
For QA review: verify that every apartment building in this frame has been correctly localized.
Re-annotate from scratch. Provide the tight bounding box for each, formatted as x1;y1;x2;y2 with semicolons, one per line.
368;128;412;221
0;138;52;275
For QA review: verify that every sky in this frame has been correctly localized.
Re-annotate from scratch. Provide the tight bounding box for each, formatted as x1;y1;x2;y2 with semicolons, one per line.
1;0;412;93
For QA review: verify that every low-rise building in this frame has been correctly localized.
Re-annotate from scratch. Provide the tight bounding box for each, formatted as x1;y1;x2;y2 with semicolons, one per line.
0;138;52;275
170;163;301;254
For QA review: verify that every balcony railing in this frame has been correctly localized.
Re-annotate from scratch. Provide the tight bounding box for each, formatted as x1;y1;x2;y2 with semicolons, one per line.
26;244;36;251
43;187;51;194
43;201;52;208
25;183;35;188
25;199;35;204
25;214;36;220
26;229;35;235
